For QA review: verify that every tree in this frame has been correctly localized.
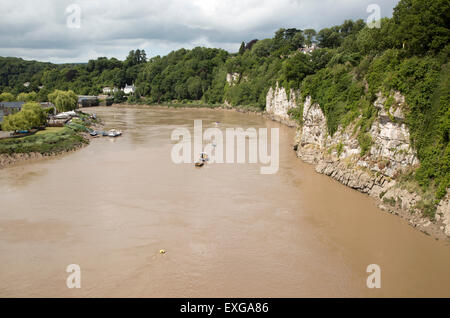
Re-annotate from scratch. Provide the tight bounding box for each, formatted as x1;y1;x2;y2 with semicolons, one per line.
0;92;15;101
125;49;147;67
393;0;450;55
65;69;78;81
318;28;341;48
48;90;78;112
16;92;37;102
251;39;272;57
272;28;287;52
113;90;126;103
239;42;246;55
244;39;258;51
356;18;396;55
291;32;305;50
1;102;46;131
304;29;317;45
187;76;202;100
282;53;313;87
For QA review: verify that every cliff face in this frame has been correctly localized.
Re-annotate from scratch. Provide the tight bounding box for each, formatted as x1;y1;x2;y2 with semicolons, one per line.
265;86;450;238
265;84;299;127
226;73;240;86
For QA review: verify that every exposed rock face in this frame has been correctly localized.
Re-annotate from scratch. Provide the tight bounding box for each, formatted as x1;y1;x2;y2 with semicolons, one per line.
297;92;419;177
437;191;450;236
291;90;449;238
369;92;419;177
265;83;299;127
226;73;240;86
296;96;327;163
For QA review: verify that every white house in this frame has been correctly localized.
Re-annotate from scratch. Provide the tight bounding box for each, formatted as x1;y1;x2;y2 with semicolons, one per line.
102;87;118;94
299;43;318;55
122;84;135;95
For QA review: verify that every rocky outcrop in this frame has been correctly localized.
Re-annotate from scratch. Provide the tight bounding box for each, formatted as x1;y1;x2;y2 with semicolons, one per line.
437;191;450;236
226;73;240;86
265;83;299;127
296;96;327;163
292;90;449;238
369;92;419;177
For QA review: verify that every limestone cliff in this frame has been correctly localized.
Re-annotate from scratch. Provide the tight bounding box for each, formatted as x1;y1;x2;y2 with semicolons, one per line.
265;85;449;238
226;73;240;86
265;83;299;127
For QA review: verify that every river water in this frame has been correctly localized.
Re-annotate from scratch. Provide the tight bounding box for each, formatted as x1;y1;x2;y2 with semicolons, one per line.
0;106;449;297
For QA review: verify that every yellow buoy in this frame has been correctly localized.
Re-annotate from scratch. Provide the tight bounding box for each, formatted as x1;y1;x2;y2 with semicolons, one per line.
159;249;166;254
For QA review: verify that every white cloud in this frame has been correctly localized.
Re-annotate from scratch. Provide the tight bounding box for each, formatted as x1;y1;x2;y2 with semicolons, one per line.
0;0;400;63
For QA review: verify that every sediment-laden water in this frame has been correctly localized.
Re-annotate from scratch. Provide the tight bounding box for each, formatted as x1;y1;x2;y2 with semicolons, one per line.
0;106;449;297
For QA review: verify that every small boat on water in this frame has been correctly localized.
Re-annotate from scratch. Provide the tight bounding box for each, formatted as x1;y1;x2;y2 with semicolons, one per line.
194;152;209;167
194;161;204;167
107;129;122;137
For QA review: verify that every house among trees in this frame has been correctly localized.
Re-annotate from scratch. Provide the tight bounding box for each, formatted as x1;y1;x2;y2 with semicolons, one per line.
299;43;318;54
0;102;24;122
122;84;135;95
102;87;118;94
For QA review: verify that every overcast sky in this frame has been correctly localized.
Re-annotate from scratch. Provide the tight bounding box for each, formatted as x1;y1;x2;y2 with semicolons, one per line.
0;0;399;63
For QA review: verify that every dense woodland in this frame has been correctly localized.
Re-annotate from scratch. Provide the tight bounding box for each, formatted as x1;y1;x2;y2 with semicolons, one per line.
0;0;448;207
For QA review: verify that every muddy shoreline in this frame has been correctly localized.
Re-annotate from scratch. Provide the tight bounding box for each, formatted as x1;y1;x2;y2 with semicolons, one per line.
0;123;103;169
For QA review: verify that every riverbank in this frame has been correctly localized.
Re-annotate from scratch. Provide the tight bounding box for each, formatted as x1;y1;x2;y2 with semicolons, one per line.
0;112;103;168
264;87;450;240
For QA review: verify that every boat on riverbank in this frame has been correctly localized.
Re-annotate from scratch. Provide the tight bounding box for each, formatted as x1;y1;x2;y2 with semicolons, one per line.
107;129;122;137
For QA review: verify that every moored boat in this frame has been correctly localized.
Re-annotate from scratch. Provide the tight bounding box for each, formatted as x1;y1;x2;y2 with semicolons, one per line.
194;161;204;167
107;129;122;137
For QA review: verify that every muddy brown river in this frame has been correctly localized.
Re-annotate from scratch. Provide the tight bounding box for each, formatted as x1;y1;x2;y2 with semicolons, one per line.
0;106;449;297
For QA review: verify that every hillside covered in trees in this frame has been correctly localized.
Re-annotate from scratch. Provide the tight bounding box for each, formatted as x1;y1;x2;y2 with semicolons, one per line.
0;0;448;208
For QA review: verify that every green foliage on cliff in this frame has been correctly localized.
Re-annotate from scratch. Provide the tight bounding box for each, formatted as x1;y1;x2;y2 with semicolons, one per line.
296;0;449;204
364;50;449;199
301;63;366;135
